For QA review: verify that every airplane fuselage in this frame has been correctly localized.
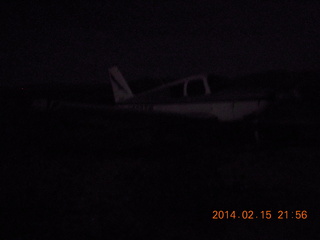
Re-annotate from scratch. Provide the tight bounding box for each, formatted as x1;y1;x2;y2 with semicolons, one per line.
118;99;269;121
30;68;273;124
110;71;273;122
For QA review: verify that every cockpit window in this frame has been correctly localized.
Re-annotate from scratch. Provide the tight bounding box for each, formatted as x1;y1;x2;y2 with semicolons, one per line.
207;75;230;93
187;80;206;97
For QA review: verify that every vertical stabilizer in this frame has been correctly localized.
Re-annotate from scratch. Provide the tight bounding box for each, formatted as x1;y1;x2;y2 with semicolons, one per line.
108;66;134;103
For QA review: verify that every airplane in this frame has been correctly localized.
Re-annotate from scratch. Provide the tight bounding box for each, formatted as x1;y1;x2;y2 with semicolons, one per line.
18;67;300;125
108;66;274;123
6;66;273;144
4;67;316;145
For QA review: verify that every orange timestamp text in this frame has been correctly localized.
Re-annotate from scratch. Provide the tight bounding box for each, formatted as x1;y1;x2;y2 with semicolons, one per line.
212;210;308;220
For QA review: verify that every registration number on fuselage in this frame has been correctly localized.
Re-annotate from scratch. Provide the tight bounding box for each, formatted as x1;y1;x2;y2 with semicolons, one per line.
128;104;154;111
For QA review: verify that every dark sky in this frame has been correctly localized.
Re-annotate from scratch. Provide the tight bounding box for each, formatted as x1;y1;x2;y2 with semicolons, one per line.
2;0;320;85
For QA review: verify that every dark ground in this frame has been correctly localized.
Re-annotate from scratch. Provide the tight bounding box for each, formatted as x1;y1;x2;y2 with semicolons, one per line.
1;107;320;239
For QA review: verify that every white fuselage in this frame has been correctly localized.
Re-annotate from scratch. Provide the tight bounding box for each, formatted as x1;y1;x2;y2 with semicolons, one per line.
117;98;269;122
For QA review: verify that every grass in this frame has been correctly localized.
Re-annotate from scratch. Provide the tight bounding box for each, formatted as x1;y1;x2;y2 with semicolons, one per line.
1;109;320;239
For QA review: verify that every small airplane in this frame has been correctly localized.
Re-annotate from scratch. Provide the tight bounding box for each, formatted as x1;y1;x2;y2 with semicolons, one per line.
108;66;273;122
13;67;304;127
5;67;315;145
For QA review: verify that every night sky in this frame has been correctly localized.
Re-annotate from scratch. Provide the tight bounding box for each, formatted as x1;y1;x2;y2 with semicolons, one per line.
2;0;320;85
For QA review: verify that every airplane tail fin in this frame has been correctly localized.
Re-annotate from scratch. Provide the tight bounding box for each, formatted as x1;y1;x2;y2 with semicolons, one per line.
108;66;134;103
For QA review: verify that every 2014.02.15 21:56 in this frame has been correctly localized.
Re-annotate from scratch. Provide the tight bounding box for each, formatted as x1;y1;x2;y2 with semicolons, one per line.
212;210;308;220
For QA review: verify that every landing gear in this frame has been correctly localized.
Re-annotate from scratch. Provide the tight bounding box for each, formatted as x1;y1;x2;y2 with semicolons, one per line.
251;118;263;148
253;119;266;149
